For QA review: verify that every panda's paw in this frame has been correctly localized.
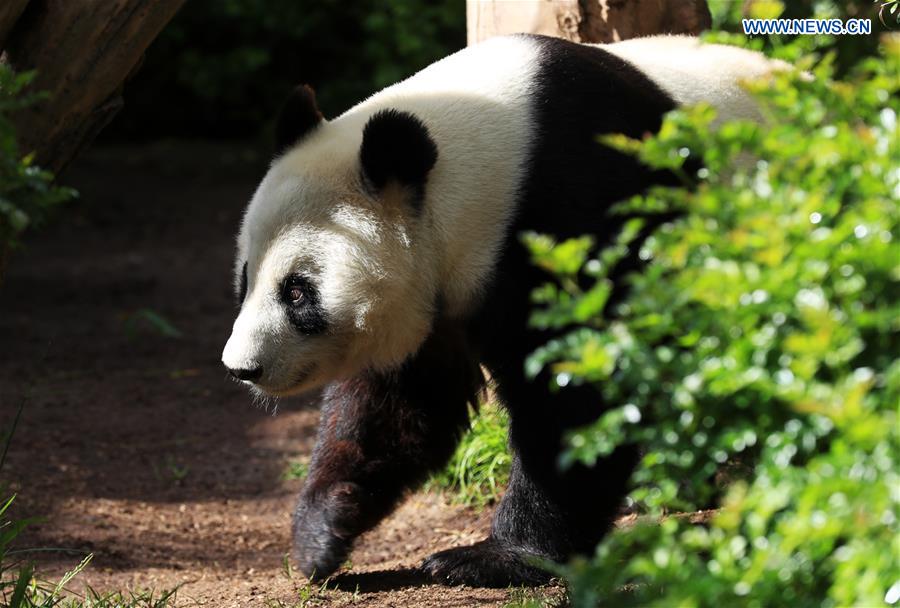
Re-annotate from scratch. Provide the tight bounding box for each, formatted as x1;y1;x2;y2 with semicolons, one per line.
292;482;363;580
293;529;350;582
421;538;553;588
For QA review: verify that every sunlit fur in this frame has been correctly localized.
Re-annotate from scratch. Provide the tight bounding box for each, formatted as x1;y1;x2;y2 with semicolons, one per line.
601;35;792;123
222;34;787;396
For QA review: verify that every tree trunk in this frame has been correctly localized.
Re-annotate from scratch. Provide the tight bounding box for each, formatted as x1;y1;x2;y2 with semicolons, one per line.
467;0;712;45
2;0;186;175
467;0;583;45
0;0;30;49
579;0;712;42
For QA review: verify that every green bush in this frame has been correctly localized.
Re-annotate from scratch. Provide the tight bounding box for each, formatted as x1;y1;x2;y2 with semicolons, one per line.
525;35;899;606
708;0;883;75
0;65;76;269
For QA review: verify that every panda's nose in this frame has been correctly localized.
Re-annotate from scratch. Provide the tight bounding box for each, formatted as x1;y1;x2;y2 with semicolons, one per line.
227;366;263;382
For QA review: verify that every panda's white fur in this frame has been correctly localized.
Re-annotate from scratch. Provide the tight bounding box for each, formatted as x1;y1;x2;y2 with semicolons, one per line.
222;34;786;396
601;35;790;122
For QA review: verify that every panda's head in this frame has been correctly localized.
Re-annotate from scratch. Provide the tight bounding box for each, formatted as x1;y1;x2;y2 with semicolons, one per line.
222;85;439;396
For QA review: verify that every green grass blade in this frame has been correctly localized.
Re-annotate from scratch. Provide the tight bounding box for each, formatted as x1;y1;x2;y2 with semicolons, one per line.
9;563;34;608
0;396;25;473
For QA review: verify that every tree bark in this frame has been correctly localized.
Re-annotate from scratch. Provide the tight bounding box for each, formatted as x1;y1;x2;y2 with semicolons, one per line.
0;0;30;49
2;0;186;174
466;0;711;45
578;0;712;42
467;0;583;45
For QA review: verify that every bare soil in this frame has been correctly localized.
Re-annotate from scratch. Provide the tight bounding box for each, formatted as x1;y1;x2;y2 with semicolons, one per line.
0;143;563;607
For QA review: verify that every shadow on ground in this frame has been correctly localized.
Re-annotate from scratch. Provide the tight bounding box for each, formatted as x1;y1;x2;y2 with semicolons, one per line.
1;142;310;505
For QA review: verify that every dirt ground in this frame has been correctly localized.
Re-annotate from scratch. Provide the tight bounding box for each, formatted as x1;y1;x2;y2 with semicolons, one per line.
0;143;564;607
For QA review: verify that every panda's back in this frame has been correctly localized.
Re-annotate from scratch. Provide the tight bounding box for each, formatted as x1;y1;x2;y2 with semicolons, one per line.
599;35;788;122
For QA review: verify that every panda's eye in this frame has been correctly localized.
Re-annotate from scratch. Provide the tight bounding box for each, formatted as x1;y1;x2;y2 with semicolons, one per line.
289;285;304;303
282;275;307;306
238;262;248;303
280;274;326;334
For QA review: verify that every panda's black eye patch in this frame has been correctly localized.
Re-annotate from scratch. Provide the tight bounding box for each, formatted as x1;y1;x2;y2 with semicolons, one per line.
280;274;327;335
238;262;248;304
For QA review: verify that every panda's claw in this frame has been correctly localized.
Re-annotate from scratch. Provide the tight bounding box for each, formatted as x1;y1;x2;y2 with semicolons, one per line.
421;539;553;588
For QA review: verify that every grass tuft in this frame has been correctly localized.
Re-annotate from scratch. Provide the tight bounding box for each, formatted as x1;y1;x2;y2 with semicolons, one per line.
282;460;309;481
428;403;511;507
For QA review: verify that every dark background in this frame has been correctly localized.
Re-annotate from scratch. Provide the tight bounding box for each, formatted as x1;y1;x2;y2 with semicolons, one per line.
102;0;465;143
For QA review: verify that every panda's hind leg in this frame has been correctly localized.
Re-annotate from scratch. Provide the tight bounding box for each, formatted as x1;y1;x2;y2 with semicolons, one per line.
422;369;638;587
422;457;561;586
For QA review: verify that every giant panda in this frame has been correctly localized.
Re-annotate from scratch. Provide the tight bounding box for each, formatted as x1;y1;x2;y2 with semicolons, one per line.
221;34;786;587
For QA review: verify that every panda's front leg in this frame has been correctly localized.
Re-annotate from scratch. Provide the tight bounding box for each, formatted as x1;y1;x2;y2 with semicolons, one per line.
292;323;481;580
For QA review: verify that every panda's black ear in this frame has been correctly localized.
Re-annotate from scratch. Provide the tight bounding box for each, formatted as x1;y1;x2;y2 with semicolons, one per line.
359;109;438;194
275;84;324;155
